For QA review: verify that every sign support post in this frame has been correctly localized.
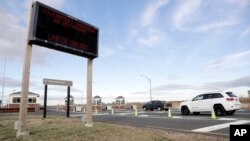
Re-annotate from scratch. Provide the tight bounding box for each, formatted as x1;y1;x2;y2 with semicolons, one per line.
43;79;72;118
17;1;33;137
85;58;93;127
43;85;48;118
17;43;32;137
67;86;70;117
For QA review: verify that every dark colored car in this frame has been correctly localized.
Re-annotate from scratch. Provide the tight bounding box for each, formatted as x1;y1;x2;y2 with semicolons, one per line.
142;100;171;111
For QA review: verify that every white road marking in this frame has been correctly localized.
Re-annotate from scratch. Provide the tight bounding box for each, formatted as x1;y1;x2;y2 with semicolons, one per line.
138;115;149;117
173;116;183;118
70;113;109;117
218;118;237;121
192;120;250;132
94;113;110;116
110;113;243;121
70;115;82;117
117;113;130;116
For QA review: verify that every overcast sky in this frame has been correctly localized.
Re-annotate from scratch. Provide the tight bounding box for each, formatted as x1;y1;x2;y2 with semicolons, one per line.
0;0;250;105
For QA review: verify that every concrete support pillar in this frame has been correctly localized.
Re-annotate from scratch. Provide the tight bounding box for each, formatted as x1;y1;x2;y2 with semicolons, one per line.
85;59;93;127
17;43;32;137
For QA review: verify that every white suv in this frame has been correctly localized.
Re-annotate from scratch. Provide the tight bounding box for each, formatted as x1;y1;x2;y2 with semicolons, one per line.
180;92;241;116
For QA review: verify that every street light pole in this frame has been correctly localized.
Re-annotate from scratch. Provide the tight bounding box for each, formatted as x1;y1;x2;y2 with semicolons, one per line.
1;58;6;108
140;74;152;101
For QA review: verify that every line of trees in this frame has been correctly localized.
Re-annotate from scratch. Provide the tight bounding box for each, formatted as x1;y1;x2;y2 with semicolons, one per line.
239;97;250;103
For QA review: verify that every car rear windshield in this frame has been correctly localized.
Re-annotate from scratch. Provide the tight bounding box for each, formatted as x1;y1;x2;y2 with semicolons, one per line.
226;92;237;97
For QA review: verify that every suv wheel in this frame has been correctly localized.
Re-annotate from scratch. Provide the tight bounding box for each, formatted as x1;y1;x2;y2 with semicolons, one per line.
181;106;190;115
214;105;226;116
226;110;235;115
157;107;161;111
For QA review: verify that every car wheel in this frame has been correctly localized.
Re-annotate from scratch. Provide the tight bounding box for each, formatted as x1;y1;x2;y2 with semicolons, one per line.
214;105;226;116
226;110;235;115
157;107;161;111
143;107;147;111
181;106;190;115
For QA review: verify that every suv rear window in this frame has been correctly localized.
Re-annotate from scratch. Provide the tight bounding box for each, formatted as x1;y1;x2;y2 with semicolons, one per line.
212;93;223;98
225;92;237;97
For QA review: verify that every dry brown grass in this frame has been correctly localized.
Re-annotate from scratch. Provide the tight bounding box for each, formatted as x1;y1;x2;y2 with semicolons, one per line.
0;114;228;141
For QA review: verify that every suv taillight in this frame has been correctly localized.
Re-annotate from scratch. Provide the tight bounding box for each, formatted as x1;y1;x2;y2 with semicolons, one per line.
226;98;234;101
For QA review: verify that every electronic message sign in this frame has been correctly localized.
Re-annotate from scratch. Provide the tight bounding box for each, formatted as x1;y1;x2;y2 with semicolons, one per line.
28;1;99;58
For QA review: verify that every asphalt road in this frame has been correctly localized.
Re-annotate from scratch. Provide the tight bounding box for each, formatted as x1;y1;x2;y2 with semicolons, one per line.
68;109;250;137
2;107;248;138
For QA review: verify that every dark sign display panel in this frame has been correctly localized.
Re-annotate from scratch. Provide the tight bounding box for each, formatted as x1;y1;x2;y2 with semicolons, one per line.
28;2;98;58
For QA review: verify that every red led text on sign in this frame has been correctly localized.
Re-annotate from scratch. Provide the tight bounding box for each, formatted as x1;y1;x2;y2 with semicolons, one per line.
47;34;89;51
41;7;96;34
29;1;98;58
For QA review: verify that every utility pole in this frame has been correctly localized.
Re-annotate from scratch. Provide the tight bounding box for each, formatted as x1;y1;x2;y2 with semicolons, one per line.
1;58;6;108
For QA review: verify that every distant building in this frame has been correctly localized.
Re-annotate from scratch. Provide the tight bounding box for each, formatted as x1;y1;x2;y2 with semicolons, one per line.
115;96;125;105
8;91;40;110
93;95;102;105
64;95;74;106
92;95;102;110
112;96;125;110
64;95;75;111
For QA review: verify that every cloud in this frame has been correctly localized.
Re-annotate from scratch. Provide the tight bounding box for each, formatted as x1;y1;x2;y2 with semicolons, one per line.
153;84;199;91
132;75;250;96
202;50;250;70
239;26;250;39
35;85;83;93
227;0;250;7
52;86;83;93
131;84;199;95
0;7;26;61
137;28;164;47
100;46;116;58
172;0;243;32
195;17;239;32
202;75;250;90
127;0;169;48
167;75;180;80
172;0;202;30
0;76;38;88
0;0;66;63
131;91;147;95
141;0;169;28
0;76;21;87
25;0;65;10
31;46;55;65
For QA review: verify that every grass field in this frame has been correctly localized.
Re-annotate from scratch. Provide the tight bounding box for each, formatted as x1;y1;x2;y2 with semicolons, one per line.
0;114;228;141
